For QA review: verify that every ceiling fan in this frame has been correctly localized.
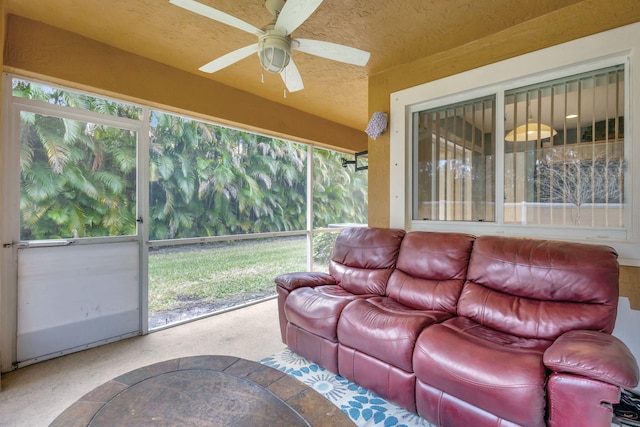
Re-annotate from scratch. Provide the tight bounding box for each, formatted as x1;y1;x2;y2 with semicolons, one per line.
169;0;371;93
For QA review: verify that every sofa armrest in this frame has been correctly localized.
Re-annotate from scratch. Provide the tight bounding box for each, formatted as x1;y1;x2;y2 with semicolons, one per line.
275;272;336;292
543;330;639;389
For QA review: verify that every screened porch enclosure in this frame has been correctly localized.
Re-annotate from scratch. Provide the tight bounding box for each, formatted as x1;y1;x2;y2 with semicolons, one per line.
145;109;367;328
2;76;367;370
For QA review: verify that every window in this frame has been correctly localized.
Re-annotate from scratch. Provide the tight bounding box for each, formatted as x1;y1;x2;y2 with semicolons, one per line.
503;66;625;227
391;22;639;263
408;64;627;234
413;96;495;222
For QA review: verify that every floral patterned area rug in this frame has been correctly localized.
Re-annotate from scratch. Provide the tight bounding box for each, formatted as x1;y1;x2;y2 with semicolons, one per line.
260;349;435;427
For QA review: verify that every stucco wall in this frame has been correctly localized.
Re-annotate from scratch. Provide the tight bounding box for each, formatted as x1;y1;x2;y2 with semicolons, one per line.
367;0;640;308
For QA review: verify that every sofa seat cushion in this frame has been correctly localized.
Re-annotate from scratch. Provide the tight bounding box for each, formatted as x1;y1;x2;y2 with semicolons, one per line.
414;317;552;427
337;297;453;372
284;285;373;341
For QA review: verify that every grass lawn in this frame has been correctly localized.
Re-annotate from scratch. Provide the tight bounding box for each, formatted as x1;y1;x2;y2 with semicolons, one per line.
148;236;309;313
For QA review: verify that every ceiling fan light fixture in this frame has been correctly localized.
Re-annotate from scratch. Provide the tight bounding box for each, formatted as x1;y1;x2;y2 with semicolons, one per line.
172;0;371;93
258;34;291;73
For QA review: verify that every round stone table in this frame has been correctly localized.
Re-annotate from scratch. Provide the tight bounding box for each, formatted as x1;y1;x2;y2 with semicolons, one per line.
49;355;353;426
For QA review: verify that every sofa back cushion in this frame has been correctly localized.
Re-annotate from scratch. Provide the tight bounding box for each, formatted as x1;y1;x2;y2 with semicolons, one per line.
329;227;406;295
458;235;619;339
386;232;475;313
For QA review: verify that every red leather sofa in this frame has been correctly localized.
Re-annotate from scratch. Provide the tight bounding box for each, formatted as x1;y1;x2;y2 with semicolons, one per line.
275;227;639;427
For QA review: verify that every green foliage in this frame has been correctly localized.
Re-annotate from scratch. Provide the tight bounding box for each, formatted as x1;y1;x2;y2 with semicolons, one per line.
312;148;368;228
147;111;367;240
313;232;339;264
18;84;138;239
17;80;368;241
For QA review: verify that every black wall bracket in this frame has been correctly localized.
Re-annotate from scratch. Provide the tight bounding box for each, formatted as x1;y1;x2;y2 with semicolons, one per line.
341;150;368;172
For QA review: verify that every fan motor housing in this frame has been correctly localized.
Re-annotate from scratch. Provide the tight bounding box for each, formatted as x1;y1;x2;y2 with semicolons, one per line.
264;0;286;17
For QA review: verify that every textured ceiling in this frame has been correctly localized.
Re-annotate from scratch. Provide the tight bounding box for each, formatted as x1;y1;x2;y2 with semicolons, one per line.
5;0;584;131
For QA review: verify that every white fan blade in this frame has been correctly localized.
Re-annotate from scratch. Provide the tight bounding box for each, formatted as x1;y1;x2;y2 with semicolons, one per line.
293;38;370;66
281;59;304;93
199;44;259;73
275;0;323;35
169;0;264;37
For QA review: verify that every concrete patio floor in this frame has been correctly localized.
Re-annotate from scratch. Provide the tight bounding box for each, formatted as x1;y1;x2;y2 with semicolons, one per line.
0;298;285;427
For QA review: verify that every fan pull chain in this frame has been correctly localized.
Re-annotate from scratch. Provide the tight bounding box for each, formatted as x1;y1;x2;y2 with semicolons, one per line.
282;71;287;98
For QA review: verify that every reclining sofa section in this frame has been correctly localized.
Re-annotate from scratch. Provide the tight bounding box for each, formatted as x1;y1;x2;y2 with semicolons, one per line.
275;227;639;427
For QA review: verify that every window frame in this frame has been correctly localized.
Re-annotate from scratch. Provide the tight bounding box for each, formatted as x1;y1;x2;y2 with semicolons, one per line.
412;94;497;223
390;22;640;266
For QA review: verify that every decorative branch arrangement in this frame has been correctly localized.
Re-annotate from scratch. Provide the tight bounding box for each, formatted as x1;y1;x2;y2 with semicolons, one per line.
536;146;625;225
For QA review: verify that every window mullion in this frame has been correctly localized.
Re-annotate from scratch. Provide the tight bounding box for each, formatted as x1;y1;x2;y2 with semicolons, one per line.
495;90;506;225
139;106;151;334
306;145;314;271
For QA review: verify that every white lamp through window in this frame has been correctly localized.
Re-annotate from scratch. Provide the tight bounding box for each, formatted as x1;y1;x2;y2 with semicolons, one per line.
505;104;557;142
505;122;557;142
